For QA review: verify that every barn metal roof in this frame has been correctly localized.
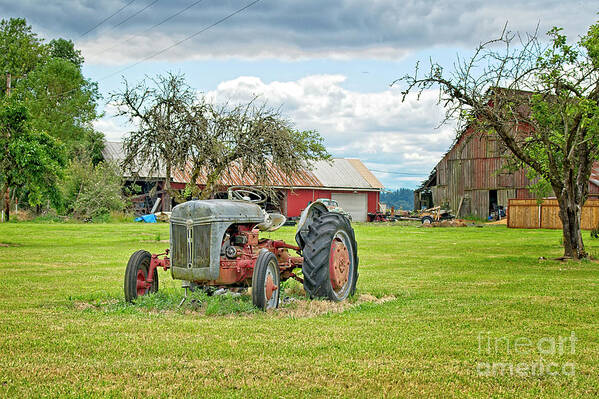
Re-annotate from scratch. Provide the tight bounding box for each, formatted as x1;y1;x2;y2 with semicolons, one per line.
103;141;383;190
103;141;165;179
170;160;322;187
310;159;383;189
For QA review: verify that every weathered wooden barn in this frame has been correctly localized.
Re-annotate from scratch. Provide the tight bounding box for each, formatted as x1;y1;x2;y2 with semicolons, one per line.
103;141;383;222
415;128;599;219
415;128;532;218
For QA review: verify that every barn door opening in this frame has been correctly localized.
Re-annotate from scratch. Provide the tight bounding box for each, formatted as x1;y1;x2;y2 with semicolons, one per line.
489;189;498;217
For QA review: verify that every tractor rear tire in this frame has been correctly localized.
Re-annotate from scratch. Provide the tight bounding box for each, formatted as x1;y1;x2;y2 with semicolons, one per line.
300;213;358;301
252;250;280;310
124;250;158;302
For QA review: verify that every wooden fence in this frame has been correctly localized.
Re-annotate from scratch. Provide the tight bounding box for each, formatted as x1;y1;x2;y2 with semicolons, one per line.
507;198;599;230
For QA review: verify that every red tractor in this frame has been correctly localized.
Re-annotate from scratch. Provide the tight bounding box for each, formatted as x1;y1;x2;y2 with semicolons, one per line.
124;188;358;310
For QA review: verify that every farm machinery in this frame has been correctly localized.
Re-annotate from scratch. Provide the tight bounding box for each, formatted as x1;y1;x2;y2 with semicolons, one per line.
418;206;454;224
124;187;359;310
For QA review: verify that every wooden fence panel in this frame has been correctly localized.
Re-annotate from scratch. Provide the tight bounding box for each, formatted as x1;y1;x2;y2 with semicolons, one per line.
507;199;539;228
582;202;599;230
508;198;599;230
540;204;561;229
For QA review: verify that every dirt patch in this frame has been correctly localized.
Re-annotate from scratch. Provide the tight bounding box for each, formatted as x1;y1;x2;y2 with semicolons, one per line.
275;294;396;318
73;301;96;311
421;219;468;228
355;294;395;304
0;242;20;247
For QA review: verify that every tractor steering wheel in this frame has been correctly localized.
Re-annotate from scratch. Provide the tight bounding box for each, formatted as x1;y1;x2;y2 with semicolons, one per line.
227;186;267;204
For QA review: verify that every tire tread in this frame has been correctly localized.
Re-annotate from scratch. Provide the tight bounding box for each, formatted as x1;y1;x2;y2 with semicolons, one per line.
300;213;358;300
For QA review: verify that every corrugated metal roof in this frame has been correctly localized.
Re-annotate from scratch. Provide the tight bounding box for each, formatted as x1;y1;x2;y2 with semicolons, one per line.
310;159;381;189
103;141;383;190
103;141;165;179
347;159;384;189
171;160;321;187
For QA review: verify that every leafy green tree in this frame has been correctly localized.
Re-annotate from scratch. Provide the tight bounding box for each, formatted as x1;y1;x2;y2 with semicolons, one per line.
0;98;66;221
49;38;83;68
0;17;102;159
0;17;102;218
16;58;101;148
396;22;599;259
0;18;46;82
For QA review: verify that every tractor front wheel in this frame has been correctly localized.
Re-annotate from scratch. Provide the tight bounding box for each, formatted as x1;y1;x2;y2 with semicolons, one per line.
252;250;280;310
124;250;158;302
301;213;358;301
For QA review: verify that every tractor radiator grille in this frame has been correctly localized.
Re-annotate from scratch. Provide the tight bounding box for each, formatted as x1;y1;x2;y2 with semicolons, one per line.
171;224;187;267
193;225;211;268
171;223;212;269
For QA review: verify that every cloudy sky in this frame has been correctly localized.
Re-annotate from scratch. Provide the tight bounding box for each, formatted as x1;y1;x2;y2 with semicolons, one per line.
2;0;597;188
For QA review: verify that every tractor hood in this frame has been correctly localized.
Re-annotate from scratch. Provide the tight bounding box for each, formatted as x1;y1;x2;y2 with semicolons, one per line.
169;200;265;282
170;199;265;225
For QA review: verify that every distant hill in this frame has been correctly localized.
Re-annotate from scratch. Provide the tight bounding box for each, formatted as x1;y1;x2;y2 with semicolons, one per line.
380;188;414;211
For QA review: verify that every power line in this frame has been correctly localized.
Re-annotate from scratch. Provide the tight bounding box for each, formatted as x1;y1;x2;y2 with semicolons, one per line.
20;0;263;105
96;0;205;57
370;169;428;176
100;0;263;81
80;0;137;37
112;0;161;30
141;0;206;33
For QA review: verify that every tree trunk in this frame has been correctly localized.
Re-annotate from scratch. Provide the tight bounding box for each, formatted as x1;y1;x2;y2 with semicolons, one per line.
164;161;172;211
556;190;586;260
2;184;9;222
201;171;220;200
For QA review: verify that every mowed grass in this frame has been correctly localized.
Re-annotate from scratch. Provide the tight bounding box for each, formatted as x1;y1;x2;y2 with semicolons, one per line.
0;221;598;398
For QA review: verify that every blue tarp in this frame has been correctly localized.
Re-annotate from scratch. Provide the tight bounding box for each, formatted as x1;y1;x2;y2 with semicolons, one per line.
134;214;157;223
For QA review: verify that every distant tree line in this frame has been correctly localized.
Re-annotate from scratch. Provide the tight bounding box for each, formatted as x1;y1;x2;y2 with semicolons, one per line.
380;188;414;210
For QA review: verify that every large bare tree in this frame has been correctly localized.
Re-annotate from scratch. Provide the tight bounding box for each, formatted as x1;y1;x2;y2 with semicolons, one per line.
111;72;194;210
183;99;330;199
396;22;599;259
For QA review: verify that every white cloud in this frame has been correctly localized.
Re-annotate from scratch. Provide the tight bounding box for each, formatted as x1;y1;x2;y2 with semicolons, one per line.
206;74;456;188
79;33;412;64
93;115;129;141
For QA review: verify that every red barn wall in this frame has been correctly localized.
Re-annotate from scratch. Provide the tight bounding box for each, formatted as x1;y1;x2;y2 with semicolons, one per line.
285;189;380;218
285;189;331;217
368;191;379;213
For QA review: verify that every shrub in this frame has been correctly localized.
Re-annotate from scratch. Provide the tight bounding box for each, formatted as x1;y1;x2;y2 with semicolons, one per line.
62;160;125;220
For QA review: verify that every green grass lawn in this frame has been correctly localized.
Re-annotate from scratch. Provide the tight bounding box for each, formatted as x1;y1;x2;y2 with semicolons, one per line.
0;221;598;398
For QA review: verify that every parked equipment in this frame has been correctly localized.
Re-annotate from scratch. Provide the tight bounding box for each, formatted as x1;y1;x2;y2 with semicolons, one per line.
124;187;359;310
418;206;454;224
